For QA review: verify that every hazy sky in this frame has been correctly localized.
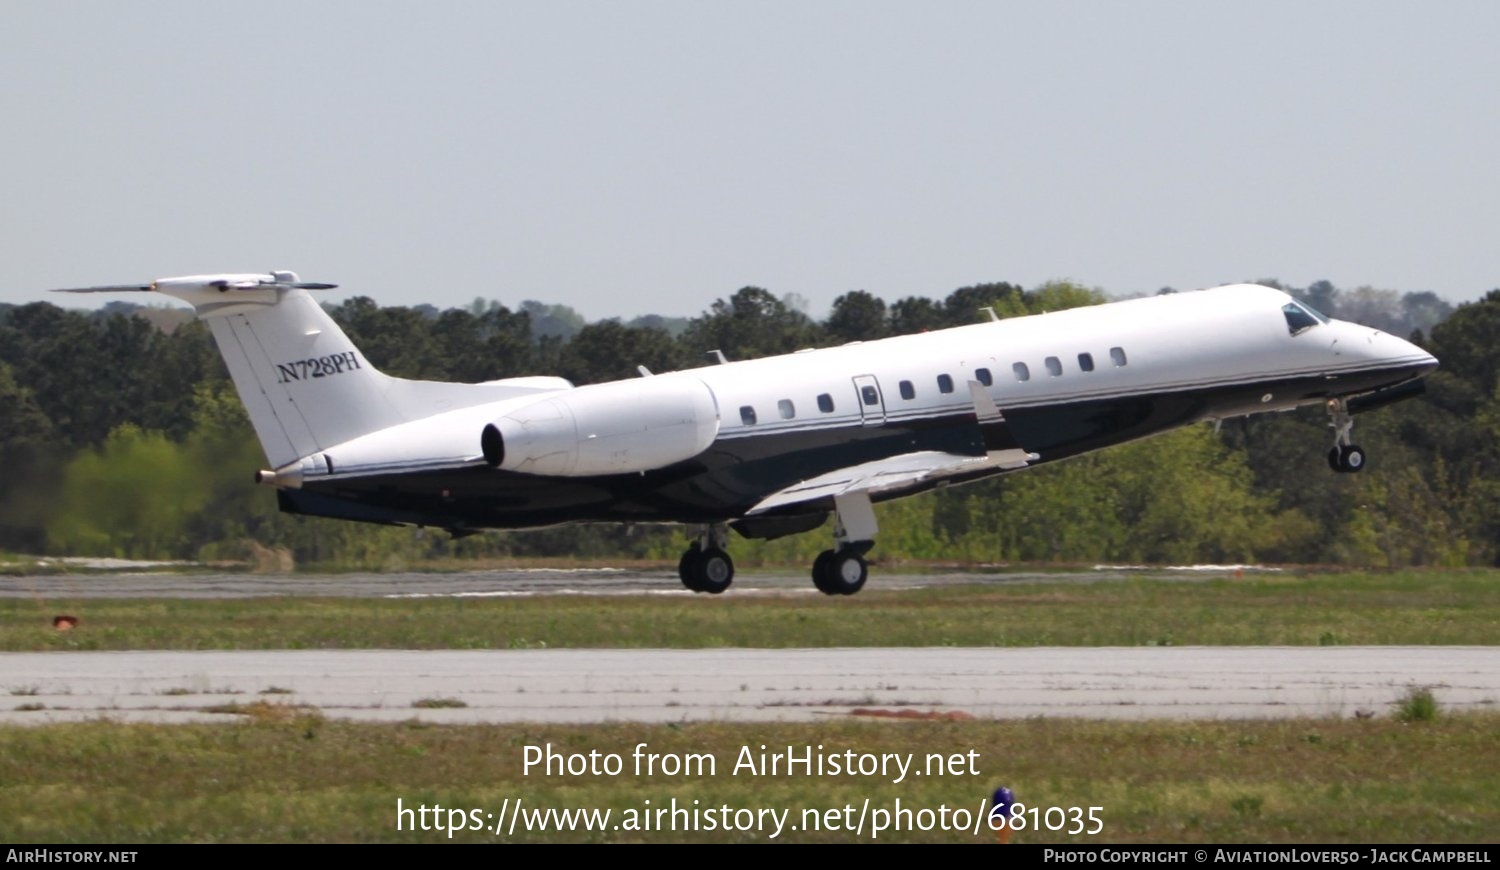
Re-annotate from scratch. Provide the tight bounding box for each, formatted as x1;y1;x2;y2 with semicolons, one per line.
4;1;1497;321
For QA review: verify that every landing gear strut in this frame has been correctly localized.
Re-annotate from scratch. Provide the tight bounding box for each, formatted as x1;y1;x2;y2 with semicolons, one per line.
678;524;733;594
1325;398;1366;473
812;493;877;596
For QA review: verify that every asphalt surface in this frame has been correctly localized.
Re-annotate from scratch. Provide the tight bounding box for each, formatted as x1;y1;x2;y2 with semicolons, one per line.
3;647;1495;725
0;565;1276;599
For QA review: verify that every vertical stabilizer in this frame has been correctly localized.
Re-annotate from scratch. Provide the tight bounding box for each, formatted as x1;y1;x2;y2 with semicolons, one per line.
155;275;405;468
138;272;568;469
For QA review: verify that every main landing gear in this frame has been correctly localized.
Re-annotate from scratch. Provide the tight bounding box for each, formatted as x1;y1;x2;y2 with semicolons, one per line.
811;493;878;596
1325;397;1366;473
812;542;871;596
678;524;734;594
677;492;883;596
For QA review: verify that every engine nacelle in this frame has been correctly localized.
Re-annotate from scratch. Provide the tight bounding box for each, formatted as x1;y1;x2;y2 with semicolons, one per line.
481;375;720;476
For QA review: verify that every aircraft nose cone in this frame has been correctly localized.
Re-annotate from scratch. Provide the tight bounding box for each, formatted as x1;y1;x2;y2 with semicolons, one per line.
1351;324;1438;375
1396;335;1439;375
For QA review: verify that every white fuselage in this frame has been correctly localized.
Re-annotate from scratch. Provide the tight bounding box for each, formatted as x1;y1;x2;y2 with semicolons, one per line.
293;284;1431;492
56;271;1439;593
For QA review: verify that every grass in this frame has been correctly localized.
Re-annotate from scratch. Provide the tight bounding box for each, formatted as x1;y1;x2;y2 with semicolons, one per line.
199;701;320;722
411;697;468;709
1396;686;1440;723
1;570;1497;650
1;567;1494;843
0;715;1495;843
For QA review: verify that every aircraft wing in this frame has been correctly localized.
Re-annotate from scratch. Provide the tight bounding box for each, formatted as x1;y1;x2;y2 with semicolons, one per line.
747;447;1037;515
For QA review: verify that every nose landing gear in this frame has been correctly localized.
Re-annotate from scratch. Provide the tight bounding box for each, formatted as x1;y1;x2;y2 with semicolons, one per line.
1326;398;1366;473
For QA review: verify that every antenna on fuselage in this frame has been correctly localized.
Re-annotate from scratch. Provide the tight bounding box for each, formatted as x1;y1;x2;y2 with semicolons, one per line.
980;306;999;323
707;349;729;365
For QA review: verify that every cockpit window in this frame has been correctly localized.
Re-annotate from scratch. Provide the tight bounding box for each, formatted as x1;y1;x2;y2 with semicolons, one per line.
1282;302;1324;336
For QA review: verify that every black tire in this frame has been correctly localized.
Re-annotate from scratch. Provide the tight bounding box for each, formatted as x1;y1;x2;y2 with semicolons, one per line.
812;550;837;595
815;550;867;596
1341;444;1366;473
694;547;734;594
1327;446;1342;472
678;542;703;592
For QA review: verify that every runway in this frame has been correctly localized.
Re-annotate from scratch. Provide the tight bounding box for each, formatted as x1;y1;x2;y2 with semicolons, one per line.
0;564;1274;599
2;647;1495;725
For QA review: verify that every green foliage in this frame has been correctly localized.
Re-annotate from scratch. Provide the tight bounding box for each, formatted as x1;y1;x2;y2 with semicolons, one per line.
680;287;822;361
945;426;1296;564
1025;279;1109;314
48;425;210;557
1396;686;1439;723
559;320;684;384
1428;291;1500;408
0;362;54;451
825;290;889;342
520;300;587;341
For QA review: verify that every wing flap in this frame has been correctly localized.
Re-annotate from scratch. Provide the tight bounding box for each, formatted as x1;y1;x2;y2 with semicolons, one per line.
748;447;1038;515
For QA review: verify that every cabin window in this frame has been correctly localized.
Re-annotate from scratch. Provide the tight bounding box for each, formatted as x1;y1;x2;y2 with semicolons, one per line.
817;393;834;413
975;367;993;386
899;380;915;400
1110;346;1127;366
739;405;757;425
860;385;880;406
1283;302;1322;336
777;399;795;419
1045;356;1063;376
1078;352;1095;372
937;374;954;394
1013;362;1030;382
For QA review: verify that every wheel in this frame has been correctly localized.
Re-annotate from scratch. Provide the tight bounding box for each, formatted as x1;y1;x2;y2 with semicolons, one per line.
812;550;837;594
678;542;703;592
693;547;734;594
1329;444;1367;473
828;551;868;596
813;549;867;596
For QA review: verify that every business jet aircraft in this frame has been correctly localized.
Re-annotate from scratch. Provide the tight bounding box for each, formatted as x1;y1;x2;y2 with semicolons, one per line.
55;273;1437;595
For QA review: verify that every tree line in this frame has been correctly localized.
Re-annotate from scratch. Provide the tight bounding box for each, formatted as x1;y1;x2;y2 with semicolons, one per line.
1;279;1495;569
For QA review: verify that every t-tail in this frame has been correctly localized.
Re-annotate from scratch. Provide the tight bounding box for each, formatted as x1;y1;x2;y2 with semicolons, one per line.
53;271;571;478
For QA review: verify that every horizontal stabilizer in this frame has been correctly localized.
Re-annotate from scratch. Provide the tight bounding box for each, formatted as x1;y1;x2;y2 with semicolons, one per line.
51;272;338;296
208;278;339;291
50;283;154;293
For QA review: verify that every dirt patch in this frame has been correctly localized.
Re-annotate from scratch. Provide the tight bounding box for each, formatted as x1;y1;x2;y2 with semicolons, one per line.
848;707;975;721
